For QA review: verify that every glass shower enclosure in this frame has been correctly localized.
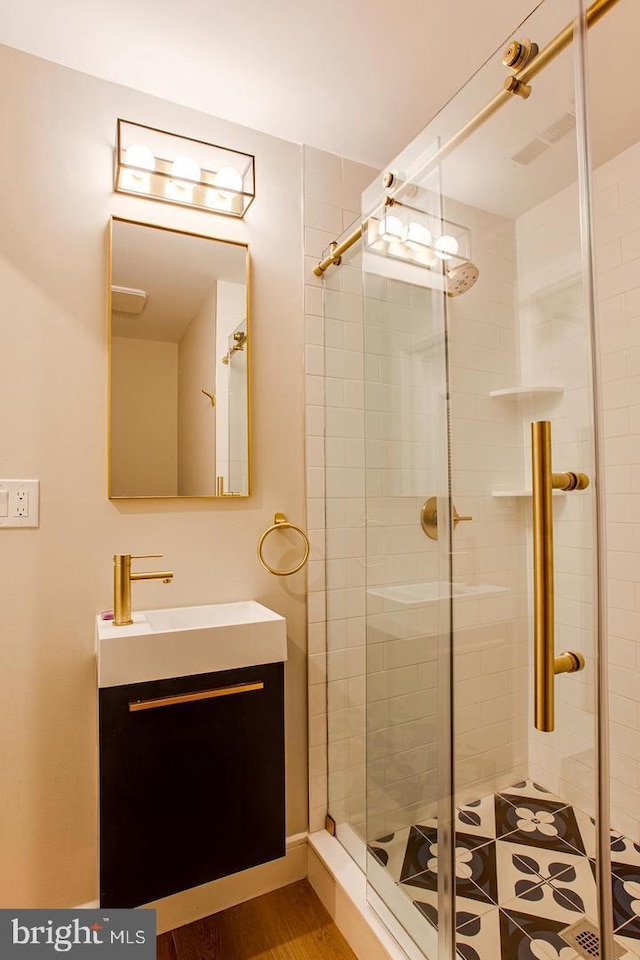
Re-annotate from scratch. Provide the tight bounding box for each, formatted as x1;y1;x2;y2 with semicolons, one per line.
320;0;639;958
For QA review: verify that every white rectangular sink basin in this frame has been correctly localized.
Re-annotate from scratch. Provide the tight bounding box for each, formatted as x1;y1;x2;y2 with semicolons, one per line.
97;601;287;688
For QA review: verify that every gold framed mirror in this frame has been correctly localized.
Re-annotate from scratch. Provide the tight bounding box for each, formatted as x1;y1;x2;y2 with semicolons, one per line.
108;217;250;498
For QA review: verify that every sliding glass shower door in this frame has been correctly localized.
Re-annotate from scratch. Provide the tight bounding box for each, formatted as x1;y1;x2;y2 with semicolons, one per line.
356;1;618;957
361;161;453;959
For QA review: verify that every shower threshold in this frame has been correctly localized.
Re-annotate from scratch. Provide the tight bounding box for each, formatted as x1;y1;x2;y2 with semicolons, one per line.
368;779;640;960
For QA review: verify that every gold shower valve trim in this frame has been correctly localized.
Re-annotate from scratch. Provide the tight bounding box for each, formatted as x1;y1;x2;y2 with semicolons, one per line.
420;497;473;541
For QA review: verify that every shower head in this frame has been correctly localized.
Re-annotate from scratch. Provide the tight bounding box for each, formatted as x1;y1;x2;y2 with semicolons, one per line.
446;261;479;298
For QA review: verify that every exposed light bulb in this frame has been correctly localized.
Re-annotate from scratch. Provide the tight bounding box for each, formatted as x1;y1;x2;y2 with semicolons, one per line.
124;143;155;172
377;214;404;243
172;156;201;183
214;166;243;200
168;156;201;201
122;143;155;192
403;222;432;251
434;234;459;260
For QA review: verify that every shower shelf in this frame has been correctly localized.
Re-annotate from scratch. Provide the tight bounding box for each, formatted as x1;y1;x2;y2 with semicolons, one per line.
489;386;563;399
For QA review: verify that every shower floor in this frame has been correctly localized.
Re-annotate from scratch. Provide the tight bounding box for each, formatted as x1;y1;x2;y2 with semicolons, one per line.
368;779;640;960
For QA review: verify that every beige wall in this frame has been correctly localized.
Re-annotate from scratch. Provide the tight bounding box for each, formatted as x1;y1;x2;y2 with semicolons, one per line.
178;286;216;495
0;43;306;909
111;337;178;497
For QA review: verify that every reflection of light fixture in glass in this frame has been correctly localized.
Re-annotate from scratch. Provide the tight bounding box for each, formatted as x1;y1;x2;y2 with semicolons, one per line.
403;221;432;251
378;214;404;243
434;234;459;260
168;156;201;201
122;143;155;192
115;119;256;218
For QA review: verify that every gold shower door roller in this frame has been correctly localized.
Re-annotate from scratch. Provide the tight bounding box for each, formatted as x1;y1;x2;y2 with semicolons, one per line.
421;497;473;541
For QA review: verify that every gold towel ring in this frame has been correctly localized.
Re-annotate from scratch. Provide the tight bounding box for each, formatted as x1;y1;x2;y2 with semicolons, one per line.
258;512;310;576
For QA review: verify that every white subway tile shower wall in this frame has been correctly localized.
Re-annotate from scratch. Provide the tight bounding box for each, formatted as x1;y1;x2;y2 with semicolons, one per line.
516;178;597;823
304;142;531;843
518;139;640;841
363;270;444;842
306;138;640;852
361;201;529;837
446;199;530;806
303;146;376;835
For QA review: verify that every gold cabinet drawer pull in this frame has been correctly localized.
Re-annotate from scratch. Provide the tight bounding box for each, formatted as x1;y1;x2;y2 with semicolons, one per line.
129;680;264;712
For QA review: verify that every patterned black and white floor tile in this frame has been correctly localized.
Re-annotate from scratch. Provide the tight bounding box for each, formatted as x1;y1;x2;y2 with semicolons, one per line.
367;779;640;960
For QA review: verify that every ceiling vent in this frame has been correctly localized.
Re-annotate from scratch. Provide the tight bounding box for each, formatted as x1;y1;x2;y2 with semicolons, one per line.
540;111;577;143
111;285;147;315
511;111;576;166
511;138;550;166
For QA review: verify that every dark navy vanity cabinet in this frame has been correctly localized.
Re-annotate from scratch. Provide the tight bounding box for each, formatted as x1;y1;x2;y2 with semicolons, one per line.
99;662;285;908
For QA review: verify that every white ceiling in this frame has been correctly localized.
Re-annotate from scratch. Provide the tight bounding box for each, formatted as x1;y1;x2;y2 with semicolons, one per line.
3;0;635;220
1;0;539;168
111;219;246;342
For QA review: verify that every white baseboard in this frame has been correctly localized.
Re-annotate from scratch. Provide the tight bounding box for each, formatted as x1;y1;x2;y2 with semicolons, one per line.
76;834;308;934
308;830;428;960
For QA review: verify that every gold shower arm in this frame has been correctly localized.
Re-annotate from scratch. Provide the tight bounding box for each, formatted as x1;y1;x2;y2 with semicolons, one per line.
531;421;587;733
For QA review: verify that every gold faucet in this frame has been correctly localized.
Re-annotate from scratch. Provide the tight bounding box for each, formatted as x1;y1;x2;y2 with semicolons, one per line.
113;554;174;626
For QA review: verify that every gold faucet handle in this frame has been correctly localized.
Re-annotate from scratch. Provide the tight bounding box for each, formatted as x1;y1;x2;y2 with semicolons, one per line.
130;554;163;560
452;506;473;529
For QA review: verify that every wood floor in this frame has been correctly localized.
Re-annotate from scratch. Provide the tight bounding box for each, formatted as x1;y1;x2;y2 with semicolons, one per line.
157;880;358;960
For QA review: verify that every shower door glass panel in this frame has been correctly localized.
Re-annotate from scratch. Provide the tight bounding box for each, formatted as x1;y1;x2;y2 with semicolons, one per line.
323;233;368;869
360;1;613;957
362;161;453;958
587;2;640;957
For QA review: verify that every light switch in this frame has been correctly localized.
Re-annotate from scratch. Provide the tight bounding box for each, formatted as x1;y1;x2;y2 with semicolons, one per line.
0;480;39;528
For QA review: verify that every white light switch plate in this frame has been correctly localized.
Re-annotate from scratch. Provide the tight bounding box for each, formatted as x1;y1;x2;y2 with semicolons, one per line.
0;480;40;528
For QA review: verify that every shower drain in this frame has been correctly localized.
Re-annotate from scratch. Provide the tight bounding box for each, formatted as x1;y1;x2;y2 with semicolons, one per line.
560;918;626;959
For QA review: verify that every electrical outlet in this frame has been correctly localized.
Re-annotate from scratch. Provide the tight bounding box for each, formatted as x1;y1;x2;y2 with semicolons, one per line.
0;480;39;528
15;490;29;517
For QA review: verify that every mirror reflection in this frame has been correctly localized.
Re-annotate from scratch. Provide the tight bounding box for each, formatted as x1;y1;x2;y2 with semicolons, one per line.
109;218;249;498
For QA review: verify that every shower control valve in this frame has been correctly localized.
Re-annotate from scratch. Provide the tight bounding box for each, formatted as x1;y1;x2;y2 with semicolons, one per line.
421;497;473;541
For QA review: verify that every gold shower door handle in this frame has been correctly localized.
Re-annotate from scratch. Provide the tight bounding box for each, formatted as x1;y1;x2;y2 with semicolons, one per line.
531;421;587;733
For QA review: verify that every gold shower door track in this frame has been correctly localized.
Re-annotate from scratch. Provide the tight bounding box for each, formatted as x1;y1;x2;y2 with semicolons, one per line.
313;0;621;277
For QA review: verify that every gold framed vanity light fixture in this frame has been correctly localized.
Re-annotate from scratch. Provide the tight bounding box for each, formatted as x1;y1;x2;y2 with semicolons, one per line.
114;119;255;218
